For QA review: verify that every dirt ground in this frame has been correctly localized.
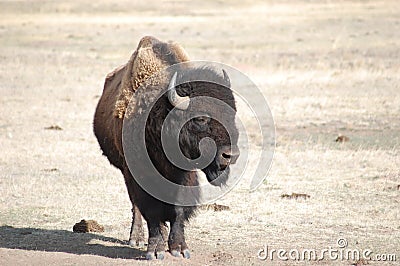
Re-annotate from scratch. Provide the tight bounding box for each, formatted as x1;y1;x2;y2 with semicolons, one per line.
0;0;399;265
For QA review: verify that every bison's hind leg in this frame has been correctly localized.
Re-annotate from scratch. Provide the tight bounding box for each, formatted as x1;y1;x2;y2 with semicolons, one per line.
123;168;146;247
128;205;145;247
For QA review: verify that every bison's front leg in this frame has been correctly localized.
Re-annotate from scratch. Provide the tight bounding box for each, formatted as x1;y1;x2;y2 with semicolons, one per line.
168;207;190;259
146;221;166;260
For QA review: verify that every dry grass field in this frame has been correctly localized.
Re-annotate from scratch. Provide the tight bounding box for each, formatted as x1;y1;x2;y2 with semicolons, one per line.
0;0;399;265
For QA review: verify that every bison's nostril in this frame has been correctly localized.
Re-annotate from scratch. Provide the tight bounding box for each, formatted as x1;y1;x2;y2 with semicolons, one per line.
218;146;240;167
222;153;231;159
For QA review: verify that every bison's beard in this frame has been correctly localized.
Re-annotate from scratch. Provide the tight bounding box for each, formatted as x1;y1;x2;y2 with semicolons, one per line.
202;162;230;187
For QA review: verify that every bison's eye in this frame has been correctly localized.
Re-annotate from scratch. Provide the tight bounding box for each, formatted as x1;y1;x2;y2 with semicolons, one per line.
193;115;210;128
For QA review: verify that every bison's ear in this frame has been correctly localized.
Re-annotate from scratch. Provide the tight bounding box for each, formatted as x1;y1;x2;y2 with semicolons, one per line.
222;69;231;88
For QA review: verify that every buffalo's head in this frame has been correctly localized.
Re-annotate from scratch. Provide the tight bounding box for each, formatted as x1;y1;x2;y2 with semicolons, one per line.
152;68;240;186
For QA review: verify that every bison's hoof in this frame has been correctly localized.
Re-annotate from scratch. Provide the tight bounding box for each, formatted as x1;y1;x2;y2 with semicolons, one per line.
145;252;155;260
156;251;165;260
170;250;181;257
128;240;145;248
145;251;165;260
182;249;191;259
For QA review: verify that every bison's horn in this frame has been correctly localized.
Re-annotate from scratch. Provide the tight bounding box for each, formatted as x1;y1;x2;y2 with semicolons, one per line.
168;72;189;110
222;69;231;87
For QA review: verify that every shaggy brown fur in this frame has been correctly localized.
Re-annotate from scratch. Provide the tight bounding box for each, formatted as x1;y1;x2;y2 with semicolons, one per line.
113;36;190;119
94;35;190;170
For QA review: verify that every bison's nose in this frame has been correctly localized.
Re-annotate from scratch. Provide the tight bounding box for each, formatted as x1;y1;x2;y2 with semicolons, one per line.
217;145;240;169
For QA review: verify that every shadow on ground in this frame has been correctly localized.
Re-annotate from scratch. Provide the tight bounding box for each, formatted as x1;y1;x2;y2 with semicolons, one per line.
0;225;144;259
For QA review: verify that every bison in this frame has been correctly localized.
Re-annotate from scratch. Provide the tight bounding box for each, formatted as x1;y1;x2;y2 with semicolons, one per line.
93;36;239;260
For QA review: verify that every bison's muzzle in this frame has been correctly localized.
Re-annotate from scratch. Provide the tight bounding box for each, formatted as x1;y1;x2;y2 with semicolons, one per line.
217;145;240;169
202;145;240;186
